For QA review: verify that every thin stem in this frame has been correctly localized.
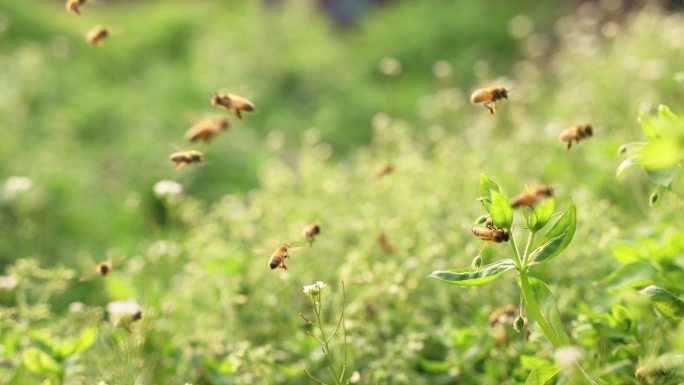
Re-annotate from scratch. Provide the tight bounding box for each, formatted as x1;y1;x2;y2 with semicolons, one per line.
521;231;536;268
339;281;348;384
312;292;343;385
304;369;328;385
508;228;523;269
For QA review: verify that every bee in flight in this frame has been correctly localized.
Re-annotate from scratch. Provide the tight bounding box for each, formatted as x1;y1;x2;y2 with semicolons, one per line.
375;163;393;179
378;231;394;253
118;310;142;334
185;115;230;144
302;223;321;248
79;254;122;281
65;0;87;15
86;26;110;46
470;86;509;115
169;150;203;169
472;219;509;243
559;123;593;149
510;185;553;208
269;243;296;270
210;92;255;120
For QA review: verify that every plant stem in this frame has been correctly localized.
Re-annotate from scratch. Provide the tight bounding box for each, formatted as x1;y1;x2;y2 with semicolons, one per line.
508;228;523;269
313;291;343;385
521;231;536;268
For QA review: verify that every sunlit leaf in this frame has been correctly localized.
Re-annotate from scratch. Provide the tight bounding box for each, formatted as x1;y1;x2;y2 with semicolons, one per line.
616;157;640;183
639;285;684;325
526;277;569;345
429;259;516;286
479;173;500;203
22;347;62;376
531;198;555;232
525;364;560;385
489;190;513;229
601;261;655;294
529;205;576;265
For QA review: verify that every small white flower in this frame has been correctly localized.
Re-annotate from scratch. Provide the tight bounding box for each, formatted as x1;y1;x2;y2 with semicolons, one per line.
4;176;32;199
153;179;182;198
302;281;327;294
68;301;85;313
0;275;18;290
97;381;108;385
349;371;361;383
106;299;140;324
555;346;582;370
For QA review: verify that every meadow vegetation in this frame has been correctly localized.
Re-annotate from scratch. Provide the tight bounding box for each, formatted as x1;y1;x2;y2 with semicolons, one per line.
1;1;684;384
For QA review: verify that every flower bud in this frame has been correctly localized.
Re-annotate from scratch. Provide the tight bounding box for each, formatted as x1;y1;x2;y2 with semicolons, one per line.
513;315;526;332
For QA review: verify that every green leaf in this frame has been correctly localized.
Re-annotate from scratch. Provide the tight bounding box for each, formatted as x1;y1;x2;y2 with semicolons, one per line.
639;285;684;325
525;364;560;385
601;261;655;294
638;110;660;139
429;259;516;286
489;190;513;228
616;157;640;182
527;277;569;345
529;204;576;265
22;347;62;376
57;327;98;358
530;198;555;232
479;173;500;203
645;163;682;188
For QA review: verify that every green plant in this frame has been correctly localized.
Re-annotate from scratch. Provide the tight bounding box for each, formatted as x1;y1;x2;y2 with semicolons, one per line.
430;173;594;384
617;105;684;206
301;281;349;385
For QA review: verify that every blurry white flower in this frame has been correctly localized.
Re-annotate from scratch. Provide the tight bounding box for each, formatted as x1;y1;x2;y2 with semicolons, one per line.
68;301;85;313
0;275;18;290
153;179;182;198
97;381;108;385
379;57;402;76
106;299;140;324
302;281;326;294
555;346;582;370
349;370;361;383
4;176;32;199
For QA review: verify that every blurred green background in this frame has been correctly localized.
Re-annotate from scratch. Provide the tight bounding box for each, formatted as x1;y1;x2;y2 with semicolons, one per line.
0;0;562;267
1;0;684;384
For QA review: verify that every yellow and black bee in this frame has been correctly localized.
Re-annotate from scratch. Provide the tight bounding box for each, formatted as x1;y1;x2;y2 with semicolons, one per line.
470;86;509;115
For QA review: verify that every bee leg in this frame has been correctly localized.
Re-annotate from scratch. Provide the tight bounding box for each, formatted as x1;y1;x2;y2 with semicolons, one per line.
484;102;496;115
566;141;572;150
236;109;243;121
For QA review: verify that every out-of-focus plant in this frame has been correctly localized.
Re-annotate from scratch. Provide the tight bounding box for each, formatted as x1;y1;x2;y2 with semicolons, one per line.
430;174;594;384
301;281;349;385
617;105;684;206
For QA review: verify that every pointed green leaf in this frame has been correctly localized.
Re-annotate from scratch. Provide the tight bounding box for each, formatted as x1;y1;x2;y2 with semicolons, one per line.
638;110;660;139
489;190;513;229
527;277;569;345
479;173;500;203
525;364;560;385
601;261;655;294
429;259;516;286
57;327;98;358
22;347;62;376
616;157;640;182
529;205;576;265
531;198;555;232
639;285;684;325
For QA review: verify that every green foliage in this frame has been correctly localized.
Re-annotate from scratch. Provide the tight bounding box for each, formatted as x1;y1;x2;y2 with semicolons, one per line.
429;259;517;286
1;1;684;385
639;285;684;325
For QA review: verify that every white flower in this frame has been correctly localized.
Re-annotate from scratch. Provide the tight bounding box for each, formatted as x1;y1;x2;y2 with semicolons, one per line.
68;301;85;313
153;179;182;198
349;370;361;383
97;381;108;385
302;281;327;294
0;275;18;290
554;346;582;370
4;176;32;199
106;299;140;324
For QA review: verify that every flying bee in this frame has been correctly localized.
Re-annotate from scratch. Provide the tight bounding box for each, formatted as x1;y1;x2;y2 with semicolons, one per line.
66;0;87;15
210;92;255;120
470;86;509;115
79;253;124;281
86;26;110;46
559;123;593;149
302;223;321;248
472;221;509;243
375;163;393;179
510;185;553;208
169;150;203;169
185;115;230;144
268;243;296;270
378;231;394;253
117;310;142;334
